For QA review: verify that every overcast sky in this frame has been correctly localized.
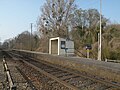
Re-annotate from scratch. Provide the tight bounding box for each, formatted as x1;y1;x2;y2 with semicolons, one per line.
0;0;120;42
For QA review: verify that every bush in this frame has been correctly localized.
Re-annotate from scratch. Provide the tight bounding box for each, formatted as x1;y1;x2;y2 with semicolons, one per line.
110;51;120;60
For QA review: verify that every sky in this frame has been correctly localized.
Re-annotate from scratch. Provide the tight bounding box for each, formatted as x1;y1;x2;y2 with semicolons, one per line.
0;0;120;42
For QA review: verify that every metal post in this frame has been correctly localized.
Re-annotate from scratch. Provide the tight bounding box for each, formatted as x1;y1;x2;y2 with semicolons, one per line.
98;0;102;61
87;49;90;58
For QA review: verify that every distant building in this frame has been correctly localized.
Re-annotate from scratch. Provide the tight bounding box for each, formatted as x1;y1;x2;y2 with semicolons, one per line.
49;37;74;56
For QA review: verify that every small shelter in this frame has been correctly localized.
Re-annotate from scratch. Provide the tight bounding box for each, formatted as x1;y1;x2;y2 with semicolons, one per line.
49;37;74;56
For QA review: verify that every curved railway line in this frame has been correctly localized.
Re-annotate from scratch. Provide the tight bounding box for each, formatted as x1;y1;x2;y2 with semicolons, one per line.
2;51;120;90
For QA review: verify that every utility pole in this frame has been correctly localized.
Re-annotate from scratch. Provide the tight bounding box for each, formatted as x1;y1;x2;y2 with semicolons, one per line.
31;23;33;51
98;0;102;61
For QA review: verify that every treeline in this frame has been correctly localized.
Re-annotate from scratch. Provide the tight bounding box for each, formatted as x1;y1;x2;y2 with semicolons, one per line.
2;0;120;60
2;31;40;51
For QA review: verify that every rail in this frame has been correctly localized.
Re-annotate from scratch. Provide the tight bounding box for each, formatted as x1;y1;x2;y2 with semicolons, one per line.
22;60;79;90
3;57;16;90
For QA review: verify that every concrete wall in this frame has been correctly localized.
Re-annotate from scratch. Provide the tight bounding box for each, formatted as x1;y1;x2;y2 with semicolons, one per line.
59;38;66;55
66;40;74;55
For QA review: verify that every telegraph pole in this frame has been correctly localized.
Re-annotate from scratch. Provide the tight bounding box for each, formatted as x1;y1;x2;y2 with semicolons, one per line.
31;23;33;51
98;0;102;61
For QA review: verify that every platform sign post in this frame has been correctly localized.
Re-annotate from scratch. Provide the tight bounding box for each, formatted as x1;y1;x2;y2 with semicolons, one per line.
65;48;68;57
85;44;92;58
86;49;90;58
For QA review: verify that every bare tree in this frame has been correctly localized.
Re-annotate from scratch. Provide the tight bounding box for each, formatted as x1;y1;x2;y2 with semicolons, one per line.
4;31;40;50
37;0;76;38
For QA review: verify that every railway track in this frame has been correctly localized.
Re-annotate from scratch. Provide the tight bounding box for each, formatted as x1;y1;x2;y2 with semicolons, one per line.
2;58;35;90
7;52;120;90
17;60;70;90
1;51;35;90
